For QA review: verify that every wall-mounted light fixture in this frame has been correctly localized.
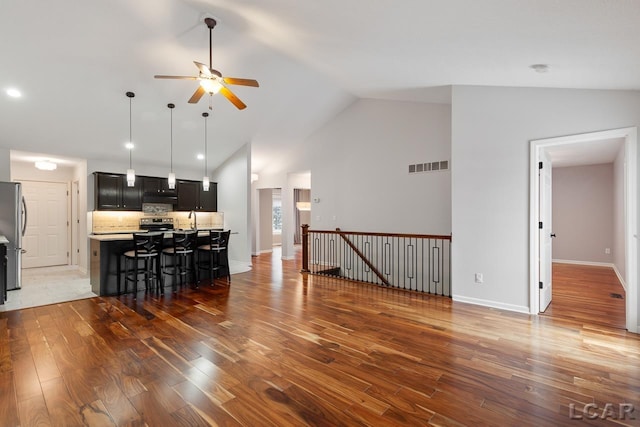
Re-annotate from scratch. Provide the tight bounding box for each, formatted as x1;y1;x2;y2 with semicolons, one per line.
296;202;311;211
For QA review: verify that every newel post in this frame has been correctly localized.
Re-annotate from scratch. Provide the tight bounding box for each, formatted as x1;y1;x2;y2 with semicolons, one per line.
301;224;310;273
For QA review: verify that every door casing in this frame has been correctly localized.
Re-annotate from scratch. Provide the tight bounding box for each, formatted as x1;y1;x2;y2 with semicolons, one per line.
529;127;638;332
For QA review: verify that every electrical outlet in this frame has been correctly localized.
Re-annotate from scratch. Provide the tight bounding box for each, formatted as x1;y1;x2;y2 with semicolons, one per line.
605;248;611;254
474;273;483;284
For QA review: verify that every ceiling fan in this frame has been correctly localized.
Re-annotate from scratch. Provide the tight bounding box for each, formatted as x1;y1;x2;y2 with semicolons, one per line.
154;17;259;110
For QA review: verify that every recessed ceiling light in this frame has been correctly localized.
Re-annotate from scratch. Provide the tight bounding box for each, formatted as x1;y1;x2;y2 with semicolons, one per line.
197;153;204;160
125;142;134;149
530;64;550;73
6;88;22;98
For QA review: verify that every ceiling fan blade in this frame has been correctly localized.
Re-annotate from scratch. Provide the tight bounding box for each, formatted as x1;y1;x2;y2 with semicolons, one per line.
223;77;259;87
188;86;207;104
194;61;212;76
219;86;247;110
154;75;198;80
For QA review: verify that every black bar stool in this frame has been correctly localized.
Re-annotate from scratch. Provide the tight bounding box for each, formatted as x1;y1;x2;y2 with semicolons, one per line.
163;230;198;292
123;232;164;296
197;230;231;285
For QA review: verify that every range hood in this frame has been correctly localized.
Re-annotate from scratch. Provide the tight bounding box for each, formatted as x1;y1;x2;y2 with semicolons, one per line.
142;191;177;204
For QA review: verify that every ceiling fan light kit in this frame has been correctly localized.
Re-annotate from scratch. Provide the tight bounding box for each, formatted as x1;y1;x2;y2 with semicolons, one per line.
154;17;259;110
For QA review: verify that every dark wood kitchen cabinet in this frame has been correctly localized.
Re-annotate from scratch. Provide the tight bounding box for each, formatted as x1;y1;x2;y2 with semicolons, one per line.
142;176;175;195
94;172;142;210
94;172;216;211
199;183;217;211
176;180;199;211
176;180;217;211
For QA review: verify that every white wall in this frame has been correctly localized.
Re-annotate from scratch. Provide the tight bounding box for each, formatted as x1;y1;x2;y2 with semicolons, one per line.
73;161;88;273
0;148;10;181
211;143;252;267
613;147;626;285
451;85;640;313
258;189;273;253
307;99;451;234
552;164;614;264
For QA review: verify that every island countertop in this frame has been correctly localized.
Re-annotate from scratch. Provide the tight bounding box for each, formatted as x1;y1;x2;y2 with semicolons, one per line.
89;229;223;241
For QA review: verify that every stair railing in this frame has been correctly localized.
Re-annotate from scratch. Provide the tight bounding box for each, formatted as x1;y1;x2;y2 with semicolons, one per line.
301;225;451;296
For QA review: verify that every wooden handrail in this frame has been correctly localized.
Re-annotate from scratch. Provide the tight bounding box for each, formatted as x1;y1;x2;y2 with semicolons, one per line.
305;228;452;241
335;228;391;287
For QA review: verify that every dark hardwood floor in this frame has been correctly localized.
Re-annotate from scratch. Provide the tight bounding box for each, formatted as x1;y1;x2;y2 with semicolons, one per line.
1;252;639;426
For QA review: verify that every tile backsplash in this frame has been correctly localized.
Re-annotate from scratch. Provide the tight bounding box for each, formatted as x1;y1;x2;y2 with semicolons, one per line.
89;211;224;234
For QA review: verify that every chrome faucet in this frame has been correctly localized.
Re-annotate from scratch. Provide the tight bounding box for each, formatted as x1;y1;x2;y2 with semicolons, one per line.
188;210;197;231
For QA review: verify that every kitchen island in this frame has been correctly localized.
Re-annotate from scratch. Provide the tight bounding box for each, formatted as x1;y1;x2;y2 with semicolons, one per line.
89;230;225;296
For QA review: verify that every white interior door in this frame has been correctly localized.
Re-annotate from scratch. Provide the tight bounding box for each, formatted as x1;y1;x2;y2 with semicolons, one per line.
539;151;553;312
21;181;69;268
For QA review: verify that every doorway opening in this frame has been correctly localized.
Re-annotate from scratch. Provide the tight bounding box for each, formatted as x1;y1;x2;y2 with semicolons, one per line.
530;127;638;332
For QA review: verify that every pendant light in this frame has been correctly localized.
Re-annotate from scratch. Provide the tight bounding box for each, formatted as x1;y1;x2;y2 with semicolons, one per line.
202;112;210;191
125;91;135;187
167;103;176;189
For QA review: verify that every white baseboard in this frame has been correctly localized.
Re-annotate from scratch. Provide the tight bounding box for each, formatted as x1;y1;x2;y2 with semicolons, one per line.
258;249;273;254
611;264;628;291
451;294;530;314
281;256;295;261
553;259;612;267
552;259;627;291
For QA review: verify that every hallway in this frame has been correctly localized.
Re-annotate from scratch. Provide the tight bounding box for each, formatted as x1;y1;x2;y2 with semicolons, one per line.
542;262;626;329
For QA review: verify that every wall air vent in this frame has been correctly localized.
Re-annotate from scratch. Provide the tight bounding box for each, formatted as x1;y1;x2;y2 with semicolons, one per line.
408;159;450;174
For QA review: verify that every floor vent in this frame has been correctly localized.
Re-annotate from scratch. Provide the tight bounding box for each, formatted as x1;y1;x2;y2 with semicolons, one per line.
408;159;450;174
610;293;623;299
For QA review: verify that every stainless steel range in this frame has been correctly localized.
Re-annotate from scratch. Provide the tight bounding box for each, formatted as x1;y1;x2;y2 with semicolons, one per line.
139;217;174;232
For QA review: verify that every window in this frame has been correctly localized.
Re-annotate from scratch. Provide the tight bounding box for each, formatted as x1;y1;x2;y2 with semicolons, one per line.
272;190;282;232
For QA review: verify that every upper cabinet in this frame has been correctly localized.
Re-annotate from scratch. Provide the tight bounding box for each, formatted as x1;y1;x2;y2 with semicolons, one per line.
94;172;216;212
94;172;142;211
142;176;175;195
199;183;217;212
176;180;218;211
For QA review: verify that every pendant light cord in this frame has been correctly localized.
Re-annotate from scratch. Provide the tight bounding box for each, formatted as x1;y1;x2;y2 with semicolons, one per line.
204;112;208;176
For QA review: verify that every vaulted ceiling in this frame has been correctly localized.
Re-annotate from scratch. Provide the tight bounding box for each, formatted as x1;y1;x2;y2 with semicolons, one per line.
2;0;639;175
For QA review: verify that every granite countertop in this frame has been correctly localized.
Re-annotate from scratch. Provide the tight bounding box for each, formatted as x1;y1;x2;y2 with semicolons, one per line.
0;235;9;244
90;229;223;241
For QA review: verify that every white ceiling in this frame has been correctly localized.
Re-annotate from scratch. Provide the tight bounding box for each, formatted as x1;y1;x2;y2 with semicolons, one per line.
2;0;639;174
547;137;625;168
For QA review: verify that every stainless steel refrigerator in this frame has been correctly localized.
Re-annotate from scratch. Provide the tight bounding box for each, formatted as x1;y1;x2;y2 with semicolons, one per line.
0;182;26;291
